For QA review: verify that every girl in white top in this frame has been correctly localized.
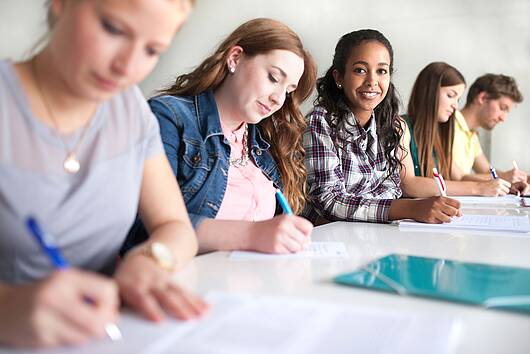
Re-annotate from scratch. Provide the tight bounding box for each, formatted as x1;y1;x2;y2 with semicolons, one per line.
0;0;207;348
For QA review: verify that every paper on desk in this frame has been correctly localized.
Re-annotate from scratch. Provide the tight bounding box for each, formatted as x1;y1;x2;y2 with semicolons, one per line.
452;195;521;205
229;241;348;260
2;292;459;354
522;197;530;207
399;214;530;233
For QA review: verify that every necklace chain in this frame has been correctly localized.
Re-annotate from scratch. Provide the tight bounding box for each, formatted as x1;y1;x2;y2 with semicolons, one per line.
30;57;91;174
228;124;249;168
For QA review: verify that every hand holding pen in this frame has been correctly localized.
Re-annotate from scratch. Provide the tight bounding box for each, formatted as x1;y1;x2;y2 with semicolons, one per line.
478;165;511;196
245;189;312;253
409;168;461;224
9;217;123;348
503;160;528;184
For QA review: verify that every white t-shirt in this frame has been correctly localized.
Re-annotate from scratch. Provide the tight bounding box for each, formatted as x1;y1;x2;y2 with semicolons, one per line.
0;60;163;283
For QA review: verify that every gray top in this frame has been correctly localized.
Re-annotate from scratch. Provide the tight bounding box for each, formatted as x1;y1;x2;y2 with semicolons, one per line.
0;60;164;283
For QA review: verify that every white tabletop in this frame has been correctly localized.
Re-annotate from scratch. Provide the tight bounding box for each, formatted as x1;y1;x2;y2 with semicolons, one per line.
175;205;530;354
2;205;529;354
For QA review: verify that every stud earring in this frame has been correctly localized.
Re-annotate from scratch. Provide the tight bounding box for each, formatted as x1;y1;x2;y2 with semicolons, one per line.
229;66;235;74
337;83;342;89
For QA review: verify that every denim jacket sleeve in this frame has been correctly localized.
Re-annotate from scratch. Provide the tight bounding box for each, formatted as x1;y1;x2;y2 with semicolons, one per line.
149;97;206;228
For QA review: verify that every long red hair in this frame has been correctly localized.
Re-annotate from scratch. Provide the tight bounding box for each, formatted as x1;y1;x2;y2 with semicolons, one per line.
160;18;317;213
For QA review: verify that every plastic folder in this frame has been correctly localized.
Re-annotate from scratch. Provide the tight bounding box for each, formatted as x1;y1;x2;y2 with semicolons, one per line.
334;254;530;314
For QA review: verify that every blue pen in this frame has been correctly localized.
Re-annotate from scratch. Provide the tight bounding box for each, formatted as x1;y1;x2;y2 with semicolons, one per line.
24;217;122;341
275;189;293;215
25;217;69;269
489;166;498;179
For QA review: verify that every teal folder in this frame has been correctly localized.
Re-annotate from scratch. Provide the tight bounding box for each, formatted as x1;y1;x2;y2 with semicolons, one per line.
334;254;530;314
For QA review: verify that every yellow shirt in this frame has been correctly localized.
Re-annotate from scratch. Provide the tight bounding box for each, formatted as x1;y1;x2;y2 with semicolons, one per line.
452;110;483;174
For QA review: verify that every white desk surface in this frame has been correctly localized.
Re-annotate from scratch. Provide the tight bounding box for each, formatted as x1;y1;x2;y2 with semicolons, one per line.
175;206;530;354
1;205;529;354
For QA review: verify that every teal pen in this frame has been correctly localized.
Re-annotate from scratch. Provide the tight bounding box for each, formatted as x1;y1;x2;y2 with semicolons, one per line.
275;189;311;247
275;189;293;215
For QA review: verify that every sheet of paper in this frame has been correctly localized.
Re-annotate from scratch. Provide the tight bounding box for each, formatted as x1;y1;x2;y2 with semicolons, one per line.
522;197;530;207
452;195;521;205
399;214;530;233
0;292;459;354
229;241;348;260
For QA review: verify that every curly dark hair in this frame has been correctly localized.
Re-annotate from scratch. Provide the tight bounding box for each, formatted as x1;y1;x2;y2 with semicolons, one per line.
314;29;402;182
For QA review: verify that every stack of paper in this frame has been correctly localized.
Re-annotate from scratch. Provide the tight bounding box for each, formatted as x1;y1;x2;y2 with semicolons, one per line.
2;292;459;354
399;214;530;233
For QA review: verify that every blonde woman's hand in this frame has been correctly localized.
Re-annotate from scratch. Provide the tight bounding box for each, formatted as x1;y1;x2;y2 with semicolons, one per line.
411;196;461;224
248;215;313;253
115;251;208;323
0;269;119;348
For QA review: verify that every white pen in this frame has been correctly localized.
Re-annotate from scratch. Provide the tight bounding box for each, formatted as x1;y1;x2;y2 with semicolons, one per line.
432;168;447;197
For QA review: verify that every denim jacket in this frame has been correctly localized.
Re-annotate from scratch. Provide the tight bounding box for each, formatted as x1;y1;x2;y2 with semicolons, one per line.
123;90;282;252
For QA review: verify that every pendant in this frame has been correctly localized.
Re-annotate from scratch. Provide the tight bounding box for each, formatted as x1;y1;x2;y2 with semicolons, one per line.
63;153;80;174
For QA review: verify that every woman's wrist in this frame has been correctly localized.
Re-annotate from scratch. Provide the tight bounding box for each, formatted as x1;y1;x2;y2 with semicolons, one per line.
196;219;255;252
0;283;11;303
471;181;482;196
389;199;416;221
0;284;15;340
242;221;259;250
148;221;198;269
125;242;178;272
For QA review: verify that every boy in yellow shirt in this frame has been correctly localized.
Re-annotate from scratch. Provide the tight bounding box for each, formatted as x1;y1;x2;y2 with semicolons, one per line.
452;74;529;193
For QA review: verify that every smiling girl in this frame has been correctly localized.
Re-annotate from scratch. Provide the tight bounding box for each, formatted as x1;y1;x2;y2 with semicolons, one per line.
125;18;317;254
303;30;461;225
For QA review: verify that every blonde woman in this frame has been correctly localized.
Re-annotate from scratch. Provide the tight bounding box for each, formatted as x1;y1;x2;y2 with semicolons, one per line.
0;0;206;348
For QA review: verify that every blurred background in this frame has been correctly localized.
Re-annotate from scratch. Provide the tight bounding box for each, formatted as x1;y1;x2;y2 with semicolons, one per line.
1;0;529;171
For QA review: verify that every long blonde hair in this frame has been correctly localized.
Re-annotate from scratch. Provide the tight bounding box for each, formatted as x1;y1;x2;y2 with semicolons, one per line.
161;18;317;214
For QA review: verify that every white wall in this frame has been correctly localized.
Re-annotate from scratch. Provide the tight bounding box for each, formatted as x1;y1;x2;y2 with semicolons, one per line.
1;0;529;171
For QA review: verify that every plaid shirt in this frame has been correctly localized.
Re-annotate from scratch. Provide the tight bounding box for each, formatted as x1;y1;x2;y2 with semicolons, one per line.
302;105;402;223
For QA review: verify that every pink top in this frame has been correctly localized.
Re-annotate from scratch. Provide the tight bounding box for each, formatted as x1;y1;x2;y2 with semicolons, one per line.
216;121;276;221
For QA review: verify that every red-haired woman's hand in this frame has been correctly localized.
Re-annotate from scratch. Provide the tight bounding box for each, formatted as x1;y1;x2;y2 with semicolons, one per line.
248;215;313;253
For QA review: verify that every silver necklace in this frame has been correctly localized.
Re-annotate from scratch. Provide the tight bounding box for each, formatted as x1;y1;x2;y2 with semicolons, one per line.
228;124;249;168
31;58;91;174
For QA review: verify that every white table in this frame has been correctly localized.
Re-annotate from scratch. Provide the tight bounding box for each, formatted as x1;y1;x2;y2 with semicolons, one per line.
2;205;529;354
175;205;530;354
